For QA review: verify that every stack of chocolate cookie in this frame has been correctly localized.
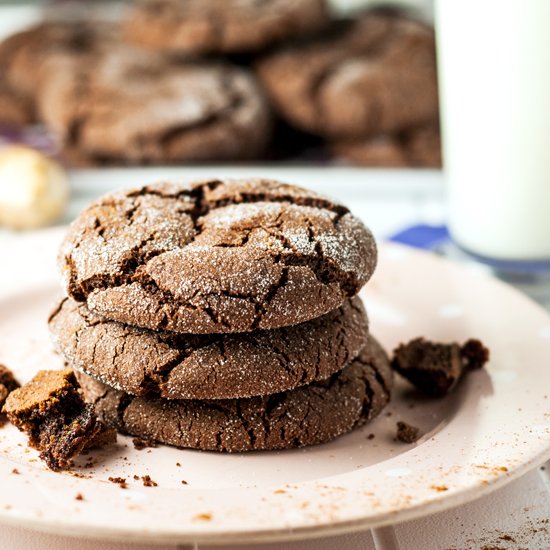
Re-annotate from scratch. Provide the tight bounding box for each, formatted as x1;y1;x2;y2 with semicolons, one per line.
49;179;392;451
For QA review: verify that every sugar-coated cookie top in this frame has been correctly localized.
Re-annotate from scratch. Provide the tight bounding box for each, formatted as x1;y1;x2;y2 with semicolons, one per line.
59;179;377;334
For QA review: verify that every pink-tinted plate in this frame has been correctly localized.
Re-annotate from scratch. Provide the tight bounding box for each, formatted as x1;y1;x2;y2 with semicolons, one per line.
0;228;549;545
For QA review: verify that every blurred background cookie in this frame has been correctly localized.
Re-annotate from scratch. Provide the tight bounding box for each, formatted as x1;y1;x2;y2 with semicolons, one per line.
333;123;441;167
38;47;272;164
0;21;116;125
0;79;32;128
123;0;331;55
256;10;438;140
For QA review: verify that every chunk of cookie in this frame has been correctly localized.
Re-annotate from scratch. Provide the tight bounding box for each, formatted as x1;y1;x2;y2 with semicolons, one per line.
38;47;271;165
0;364;20;419
333;124;442;168
123;0;331;55
3;369;103;470
391;338;490;397
49;296;369;399
256;11;438;139
396;421;421;443
59;179;376;333
77;337;393;452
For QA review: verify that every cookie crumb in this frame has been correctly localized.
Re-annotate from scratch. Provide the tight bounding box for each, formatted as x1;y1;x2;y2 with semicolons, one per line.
396;421;421;443
11;468;19;475
83;458;96;469
75;493;84;501
108;476;127;489
176;462;181;467
367;433;375;440
132;437;157;450
181;480;188;485
391;337;489;396
141;475;157;487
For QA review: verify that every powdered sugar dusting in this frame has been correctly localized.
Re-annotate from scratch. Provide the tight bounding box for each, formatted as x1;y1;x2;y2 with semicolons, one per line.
60;179;376;333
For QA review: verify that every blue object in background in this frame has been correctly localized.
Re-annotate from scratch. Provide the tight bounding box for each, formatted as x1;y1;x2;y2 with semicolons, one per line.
389;224;450;251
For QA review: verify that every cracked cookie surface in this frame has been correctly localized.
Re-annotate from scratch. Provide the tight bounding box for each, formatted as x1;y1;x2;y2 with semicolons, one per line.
123;0;330;55
38;47;270;164
49;296;368;400
76;337;393;452
59;179;376;333
256;11;438;139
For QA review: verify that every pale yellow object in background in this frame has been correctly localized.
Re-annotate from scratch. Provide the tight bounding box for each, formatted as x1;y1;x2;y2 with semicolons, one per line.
0;146;69;230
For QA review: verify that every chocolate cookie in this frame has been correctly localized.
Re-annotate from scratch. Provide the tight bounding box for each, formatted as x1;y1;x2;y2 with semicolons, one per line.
256;11;438;139
123;0;331;55
38;47;271;164
333;124;442;167
76;338;393;452
3;369;103;470
49;296;368;400
59;179;376;333
0;21;114;115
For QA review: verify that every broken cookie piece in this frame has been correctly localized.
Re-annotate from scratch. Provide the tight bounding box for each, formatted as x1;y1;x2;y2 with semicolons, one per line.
391;338;489;397
0;364;20;423
0;364;20;405
3;369;105;470
396;421;421;443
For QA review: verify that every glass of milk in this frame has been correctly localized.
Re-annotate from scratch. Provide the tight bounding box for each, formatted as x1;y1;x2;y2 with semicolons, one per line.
435;0;550;271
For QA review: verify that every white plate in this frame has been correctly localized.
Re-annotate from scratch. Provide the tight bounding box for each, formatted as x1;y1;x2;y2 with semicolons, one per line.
0;228;549;545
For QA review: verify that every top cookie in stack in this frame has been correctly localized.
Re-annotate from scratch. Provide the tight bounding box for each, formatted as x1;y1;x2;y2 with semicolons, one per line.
50;179;392;452
58;178;377;333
